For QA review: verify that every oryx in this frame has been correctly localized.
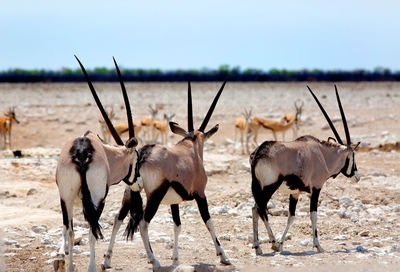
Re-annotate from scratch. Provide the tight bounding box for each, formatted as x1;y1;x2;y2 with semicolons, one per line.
102;81;231;270
251;85;360;254
55;56;139;272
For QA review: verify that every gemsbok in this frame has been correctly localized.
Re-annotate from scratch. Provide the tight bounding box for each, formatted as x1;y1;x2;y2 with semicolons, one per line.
234;108;253;154
55;56;139;272
152;113;176;144
0;107;20;149
102;81;231;270
250;99;304;144
250;85;360;255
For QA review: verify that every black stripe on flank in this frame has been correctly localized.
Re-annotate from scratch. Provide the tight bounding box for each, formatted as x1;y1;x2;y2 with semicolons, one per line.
171;181;194;201
144;181;170;223
281;174;310;193
250;141;276;166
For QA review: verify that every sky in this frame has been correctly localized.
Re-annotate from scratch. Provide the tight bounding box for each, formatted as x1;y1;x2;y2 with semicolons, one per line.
1;1;399;71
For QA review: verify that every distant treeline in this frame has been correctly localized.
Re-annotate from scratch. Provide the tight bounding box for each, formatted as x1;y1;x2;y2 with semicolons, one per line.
1;65;399;82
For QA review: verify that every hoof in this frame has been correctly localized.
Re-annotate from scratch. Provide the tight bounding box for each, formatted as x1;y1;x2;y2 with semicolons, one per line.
271;244;280;252
149;259;161;269
255;247;263;255
220;256;232;265
101;263;111;271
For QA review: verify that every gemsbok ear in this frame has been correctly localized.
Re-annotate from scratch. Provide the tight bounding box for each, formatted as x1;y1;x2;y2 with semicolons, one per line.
204;124;219;139
125;137;138;148
169;122;188;137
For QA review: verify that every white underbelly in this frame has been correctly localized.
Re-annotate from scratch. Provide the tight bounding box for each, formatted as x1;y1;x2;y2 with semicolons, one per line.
161;187;184;205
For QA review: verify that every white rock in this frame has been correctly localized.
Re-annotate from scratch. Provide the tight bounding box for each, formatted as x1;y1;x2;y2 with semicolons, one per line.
32;225;48;233
339;197;353;208
333;235;348;241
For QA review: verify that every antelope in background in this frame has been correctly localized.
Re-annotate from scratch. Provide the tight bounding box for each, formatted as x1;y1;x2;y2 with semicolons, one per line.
152;113;176;144
234;108;253;154
141;104;162;143
250;85;360;255
55;56;139;272
99;108;142;144
102;81;231;270
250;99;304;144
0;107;20;149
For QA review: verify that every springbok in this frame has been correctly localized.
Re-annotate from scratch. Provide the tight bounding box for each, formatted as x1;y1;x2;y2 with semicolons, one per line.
234;108;253;154
55;56;139;272
102;81;231;270
0;107;19;149
99;112;142;144
141;104;161;143
250;100;304;144
152;113;175;144
250;85;360;255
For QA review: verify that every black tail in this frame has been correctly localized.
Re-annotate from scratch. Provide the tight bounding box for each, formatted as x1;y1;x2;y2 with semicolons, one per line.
124;190;143;240
70;136;104;240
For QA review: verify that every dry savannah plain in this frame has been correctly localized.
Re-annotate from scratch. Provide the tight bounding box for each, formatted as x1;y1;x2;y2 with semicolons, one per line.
1;82;400;272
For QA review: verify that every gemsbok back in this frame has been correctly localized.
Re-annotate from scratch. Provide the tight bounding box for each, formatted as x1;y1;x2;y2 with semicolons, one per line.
102;81;231;270
250;85;360;255
55;56;139;272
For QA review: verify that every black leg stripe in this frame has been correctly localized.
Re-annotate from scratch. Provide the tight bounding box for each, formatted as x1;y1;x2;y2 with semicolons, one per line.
60;199;69;228
195;195;211;223
289;194;298;216
171;204;181;226
310;188;321;212
171;181;193;200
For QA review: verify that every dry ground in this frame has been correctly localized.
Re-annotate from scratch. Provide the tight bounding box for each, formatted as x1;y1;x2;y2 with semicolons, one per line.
1;82;400;271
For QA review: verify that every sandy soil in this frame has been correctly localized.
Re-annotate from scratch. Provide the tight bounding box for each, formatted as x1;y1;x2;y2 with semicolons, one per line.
1;82;400;271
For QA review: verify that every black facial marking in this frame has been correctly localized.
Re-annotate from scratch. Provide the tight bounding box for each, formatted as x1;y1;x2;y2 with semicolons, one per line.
195;195;211;223
281;174;310;193
60;199;69;228
310;188;321;212
144;181;170;223
289;195;299;216
171;204;181;226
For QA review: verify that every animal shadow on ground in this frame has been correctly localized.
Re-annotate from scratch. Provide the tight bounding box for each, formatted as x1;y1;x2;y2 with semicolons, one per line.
153;262;236;272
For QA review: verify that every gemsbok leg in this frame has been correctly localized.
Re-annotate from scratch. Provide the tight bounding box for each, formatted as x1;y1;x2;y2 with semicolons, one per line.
195;196;230;265
171;204;181;264
310;188;323;252
278;193;299;250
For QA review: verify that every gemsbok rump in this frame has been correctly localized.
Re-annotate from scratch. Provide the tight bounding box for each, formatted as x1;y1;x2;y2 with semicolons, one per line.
250;85;360;254
55;56;139;272
102;81;231;270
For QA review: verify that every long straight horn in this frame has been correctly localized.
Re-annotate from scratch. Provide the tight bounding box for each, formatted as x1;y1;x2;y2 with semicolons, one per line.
307;85;343;145
334;85;351;146
198;80;226;132
75;55;124;145
187;81;194;132
113;57;135;139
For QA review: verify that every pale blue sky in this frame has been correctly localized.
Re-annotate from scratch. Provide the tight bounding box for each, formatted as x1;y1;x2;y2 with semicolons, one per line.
1;1;399;71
